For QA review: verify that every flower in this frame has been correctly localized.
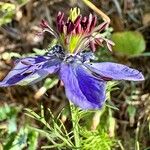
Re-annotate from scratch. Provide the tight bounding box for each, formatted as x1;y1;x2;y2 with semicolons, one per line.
0;8;144;109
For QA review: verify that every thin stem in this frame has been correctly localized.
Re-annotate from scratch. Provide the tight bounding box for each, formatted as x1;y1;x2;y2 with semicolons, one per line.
82;0;110;23
69;102;80;149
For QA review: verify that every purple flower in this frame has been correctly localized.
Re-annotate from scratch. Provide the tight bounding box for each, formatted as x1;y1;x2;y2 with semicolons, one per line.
0;8;144;109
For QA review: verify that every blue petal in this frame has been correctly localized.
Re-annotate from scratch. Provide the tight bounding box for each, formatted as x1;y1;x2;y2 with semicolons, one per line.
59;63;106;109
87;62;144;81
0;56;61;86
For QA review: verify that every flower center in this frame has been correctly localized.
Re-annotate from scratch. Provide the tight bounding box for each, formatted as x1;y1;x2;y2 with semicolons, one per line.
47;45;95;64
40;8;114;54
56;8;98;54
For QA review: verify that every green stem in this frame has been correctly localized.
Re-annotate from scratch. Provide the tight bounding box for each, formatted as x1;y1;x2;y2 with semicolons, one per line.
69;102;80;149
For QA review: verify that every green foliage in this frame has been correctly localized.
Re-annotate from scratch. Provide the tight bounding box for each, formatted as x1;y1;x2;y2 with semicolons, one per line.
0;104;21;134
43;78;58;90
25;106;75;149
0;2;15;26
1;52;21;60
17;0;28;5
4;126;38;150
112;31;146;57
24;97;117;150
32;48;47;56
0;104;38;150
0;0;28;26
81;129;115;150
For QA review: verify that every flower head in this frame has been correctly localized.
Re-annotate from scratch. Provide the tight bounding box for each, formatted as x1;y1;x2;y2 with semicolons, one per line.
0;8;144;109
41;7;114;53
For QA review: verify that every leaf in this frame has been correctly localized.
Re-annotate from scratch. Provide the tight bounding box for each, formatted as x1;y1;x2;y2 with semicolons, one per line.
44;78;58;89
8;117;17;134
33;48;47;55
0;2;16;26
0;104;21;121
3;133;17;150
27;129;39;150
127;105;136;117
112;31;146;57
1;52;21;60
